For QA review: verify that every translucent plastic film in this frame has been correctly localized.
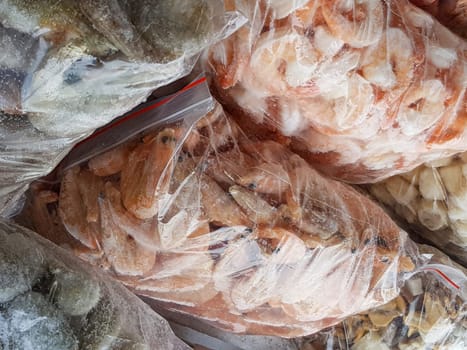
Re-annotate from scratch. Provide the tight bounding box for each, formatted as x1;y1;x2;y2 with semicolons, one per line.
207;0;467;184
369;152;467;265
20;98;424;337
300;245;467;350
410;0;467;38
0;0;246;216
0;220;190;350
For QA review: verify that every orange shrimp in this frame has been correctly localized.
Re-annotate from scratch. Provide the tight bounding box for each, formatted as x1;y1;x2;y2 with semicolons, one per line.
99;190;156;277
321;0;384;48
76;169;103;223
121;128;177;219
103;182;159;250
58;167;99;249
88;143;131;177
200;174;252;227
229;185;277;224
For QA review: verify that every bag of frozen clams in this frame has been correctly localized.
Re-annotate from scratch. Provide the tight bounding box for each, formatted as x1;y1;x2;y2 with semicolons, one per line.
19;78;441;337
0;0;246;216
300;245;467;350
369;152;467;266
207;0;467;184
0;219;190;350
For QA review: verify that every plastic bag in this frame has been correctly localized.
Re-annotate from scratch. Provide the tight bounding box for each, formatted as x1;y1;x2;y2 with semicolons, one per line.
368;152;467;265
300;245;467;350
0;0;246;216
207;0;467;184
0;219;190;350
410;0;467;38
18;80;425;337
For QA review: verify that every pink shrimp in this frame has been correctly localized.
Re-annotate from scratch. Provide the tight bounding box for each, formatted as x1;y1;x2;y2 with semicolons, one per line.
88;143;131;177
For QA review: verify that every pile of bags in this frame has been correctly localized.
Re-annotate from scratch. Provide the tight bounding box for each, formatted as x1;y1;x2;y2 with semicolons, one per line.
0;0;466;349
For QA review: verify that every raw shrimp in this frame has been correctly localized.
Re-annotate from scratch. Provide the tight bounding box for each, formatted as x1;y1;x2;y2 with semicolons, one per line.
58;167;99;249
321;0;384;48
88;143;131;177
361;27;417;96
99;189;156;276
200;174;252;227
104;182;159;250
397;79;447;136
121;128;177;219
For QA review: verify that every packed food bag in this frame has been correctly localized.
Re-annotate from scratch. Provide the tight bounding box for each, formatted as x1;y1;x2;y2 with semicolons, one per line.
18;79;428;337
410;0;467;38
0;0;246;216
0;219;190;350
300;245;467;350
207;0;467;184
369;152;467;266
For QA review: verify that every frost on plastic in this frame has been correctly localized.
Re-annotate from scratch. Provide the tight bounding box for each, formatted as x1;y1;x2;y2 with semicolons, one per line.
369;152;467;265
0;220;190;350
207;0;467;184
0;0;246;216
300;245;467;350
20;96;428;337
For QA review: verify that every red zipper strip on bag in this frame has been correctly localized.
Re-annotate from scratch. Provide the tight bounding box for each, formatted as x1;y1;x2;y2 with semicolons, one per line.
75;76;207;148
422;267;460;290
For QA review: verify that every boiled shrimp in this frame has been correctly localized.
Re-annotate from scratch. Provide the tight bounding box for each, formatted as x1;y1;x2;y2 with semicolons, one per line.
99;191;156;276
121;128;177;219
88;143;131;177
104;182;159;250
321;0;384;48
76;169;103;223
235;162;290;195
229;185;277;224
361;27;416;92
200;174;252;227
397;79;447;136
58;167;99;249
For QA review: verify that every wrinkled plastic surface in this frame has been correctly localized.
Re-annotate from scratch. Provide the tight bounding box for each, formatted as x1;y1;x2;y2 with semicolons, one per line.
0;0;246;216
300;245;467;350
0;220;190;350
207;0;467;184
19;85;425;337
410;0;467;38
369;152;467;266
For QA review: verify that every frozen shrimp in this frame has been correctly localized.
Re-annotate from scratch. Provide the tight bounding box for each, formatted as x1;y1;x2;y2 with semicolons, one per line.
229;185;277;224
88;143;131;177
58;167;99;249
397;79;447;136
243;28;320;98
121;128;177;219
99;191;156;276
361;27;416;92
104;182;159;250
76;169;103;223
200;174;252;227
236;162;290;195
321;0;384;48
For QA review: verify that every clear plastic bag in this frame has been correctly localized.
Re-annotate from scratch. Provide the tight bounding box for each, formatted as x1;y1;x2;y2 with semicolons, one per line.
368;152;467;265
207;0;467;184
0;219;190;350
410;0;467;38
18;82;425;337
0;0;246;216
300;245;467;350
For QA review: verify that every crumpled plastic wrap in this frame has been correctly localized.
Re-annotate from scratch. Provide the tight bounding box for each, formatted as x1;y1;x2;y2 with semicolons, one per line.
0;219;190;350
18;86;427;337
300;245;467;350
369;152;467;265
0;0;245;216
207;0;467;184
410;0;467;38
